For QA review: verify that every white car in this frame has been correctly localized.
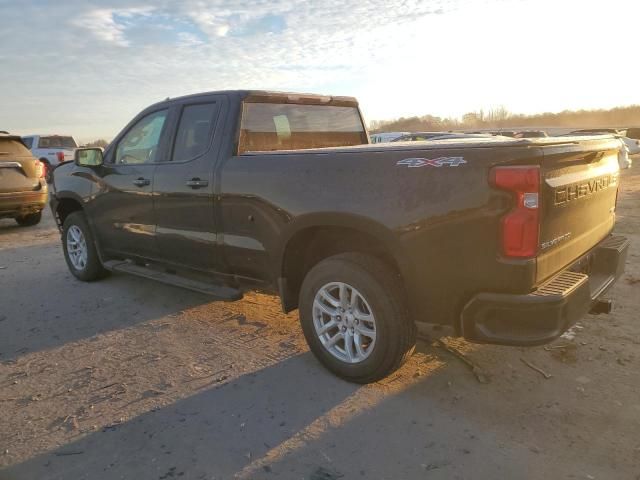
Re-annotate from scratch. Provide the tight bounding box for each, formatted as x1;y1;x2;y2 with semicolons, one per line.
21;134;78;182
569;128;640;156
620;136;640;156
564;130;633;168
625;128;640;155
618;140;632;169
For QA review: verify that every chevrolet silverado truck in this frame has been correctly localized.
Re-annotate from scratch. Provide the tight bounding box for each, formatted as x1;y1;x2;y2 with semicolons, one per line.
49;90;629;383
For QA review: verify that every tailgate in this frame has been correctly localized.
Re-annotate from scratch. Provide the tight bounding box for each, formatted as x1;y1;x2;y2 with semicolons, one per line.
0;138;41;193
537;137;620;283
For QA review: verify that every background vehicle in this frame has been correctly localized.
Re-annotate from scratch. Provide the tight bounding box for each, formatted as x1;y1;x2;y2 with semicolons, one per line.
514;130;548;138
21;134;78;182
559;131;633;168
618;141;632;168
489;130;516;137
0;133;47;226
370;132;409;143
391;132;491;142
569;128;640;155
50;90;628;383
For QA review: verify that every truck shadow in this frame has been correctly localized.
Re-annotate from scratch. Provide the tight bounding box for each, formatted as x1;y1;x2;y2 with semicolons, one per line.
0;242;215;363
0;342;562;480
0;338;628;480
0;352;360;480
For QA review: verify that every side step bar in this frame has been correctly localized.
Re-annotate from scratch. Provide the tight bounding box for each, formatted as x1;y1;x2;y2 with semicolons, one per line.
103;260;243;301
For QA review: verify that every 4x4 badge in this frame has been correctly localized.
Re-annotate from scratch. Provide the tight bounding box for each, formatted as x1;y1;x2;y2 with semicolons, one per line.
396;157;466;168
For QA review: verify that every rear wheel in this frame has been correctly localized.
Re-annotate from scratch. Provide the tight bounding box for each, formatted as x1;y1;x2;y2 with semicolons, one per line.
15;211;42;226
62;211;108;281
299;253;416;383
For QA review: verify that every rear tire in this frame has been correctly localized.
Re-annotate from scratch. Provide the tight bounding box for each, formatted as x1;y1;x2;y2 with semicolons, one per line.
15;211;42;227
299;253;416;383
62;211;108;281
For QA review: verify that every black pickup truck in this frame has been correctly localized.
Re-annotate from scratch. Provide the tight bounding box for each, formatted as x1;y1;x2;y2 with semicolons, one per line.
50;90;628;383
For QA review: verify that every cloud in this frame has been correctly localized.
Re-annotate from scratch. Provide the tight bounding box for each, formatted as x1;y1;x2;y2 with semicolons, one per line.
72;9;129;47
72;6;156;47
177;32;205;47
1;0;639;140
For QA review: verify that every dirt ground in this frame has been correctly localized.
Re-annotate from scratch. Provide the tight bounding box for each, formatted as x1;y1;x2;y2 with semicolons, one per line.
0;169;639;480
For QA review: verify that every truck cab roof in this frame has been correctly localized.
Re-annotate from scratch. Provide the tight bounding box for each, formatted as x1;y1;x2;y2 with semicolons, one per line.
149;90;359;110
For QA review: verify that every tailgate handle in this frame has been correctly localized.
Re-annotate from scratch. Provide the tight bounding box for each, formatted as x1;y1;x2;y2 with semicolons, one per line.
186;178;208;189
133;177;150;187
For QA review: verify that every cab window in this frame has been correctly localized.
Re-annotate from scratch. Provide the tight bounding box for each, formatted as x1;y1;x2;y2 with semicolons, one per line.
238;102;367;154
171;103;217;162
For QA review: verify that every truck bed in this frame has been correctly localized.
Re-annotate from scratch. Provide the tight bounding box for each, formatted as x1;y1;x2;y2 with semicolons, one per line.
240;134;618;155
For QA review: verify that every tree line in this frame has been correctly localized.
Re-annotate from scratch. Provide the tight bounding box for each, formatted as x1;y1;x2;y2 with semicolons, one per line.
370;104;640;133
83;139;109;148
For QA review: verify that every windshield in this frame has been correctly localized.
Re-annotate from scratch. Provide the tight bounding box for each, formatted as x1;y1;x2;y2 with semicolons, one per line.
38;136;77;149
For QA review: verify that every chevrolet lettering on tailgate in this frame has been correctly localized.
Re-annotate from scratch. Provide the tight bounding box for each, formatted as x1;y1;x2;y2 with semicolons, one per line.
554;173;618;206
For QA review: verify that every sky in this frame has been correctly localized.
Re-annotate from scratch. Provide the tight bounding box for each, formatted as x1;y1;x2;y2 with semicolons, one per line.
1;0;640;141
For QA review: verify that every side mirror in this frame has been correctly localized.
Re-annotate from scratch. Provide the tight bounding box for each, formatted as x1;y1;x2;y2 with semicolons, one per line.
75;148;104;167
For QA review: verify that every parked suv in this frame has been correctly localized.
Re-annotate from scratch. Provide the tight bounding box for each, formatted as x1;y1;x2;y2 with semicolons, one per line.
0;133;47;226
21;134;77;183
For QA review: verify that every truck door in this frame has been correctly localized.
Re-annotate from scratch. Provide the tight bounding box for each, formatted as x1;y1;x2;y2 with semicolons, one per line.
88;108;170;260
152;97;226;272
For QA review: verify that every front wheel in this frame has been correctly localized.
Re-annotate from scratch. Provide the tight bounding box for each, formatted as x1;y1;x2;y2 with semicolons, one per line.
62;211;108;281
299;253;416;383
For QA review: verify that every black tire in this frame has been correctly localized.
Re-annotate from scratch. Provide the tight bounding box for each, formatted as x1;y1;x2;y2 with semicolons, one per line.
62;211;109;281
299;253;416;383
15;211;42;226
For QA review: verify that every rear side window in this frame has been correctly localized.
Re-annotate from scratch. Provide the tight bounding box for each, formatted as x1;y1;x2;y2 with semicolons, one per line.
0;139;32;156
238;102;367;154
22;137;33;149
38;136;77;149
171;103;217;162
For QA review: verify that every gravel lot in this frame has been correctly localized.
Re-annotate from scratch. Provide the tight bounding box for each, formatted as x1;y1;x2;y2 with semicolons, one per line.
1;169;639;480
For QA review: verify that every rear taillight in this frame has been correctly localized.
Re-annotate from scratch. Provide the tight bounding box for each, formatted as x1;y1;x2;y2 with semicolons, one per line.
35;160;46;179
490;166;540;258
56;151;65;162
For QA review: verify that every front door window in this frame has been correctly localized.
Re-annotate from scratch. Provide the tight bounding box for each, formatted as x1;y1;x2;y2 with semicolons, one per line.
115;110;168;164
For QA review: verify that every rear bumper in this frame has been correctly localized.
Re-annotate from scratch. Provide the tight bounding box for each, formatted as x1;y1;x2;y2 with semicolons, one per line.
460;235;629;346
0;189;48;219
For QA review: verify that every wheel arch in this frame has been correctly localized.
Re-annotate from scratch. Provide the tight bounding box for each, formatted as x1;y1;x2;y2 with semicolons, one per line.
277;213;411;313
54;194;84;228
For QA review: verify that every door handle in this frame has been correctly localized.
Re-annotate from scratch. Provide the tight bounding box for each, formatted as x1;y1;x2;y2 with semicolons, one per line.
185;178;209;189
133;177;150;187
